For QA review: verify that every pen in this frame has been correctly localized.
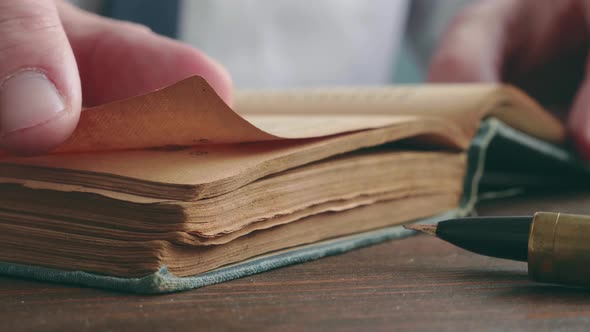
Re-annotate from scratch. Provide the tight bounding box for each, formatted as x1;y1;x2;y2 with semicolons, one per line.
405;212;590;287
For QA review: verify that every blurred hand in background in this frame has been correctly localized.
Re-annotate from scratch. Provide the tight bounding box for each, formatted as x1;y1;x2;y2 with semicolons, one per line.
0;0;231;155
429;0;590;158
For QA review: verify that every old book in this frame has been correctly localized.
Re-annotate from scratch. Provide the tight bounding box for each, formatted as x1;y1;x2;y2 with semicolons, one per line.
0;77;577;293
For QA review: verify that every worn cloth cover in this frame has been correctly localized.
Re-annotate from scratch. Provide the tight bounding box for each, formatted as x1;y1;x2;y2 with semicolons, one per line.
0;119;582;293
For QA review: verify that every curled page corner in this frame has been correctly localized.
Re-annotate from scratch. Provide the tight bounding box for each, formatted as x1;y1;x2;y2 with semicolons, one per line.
55;76;279;153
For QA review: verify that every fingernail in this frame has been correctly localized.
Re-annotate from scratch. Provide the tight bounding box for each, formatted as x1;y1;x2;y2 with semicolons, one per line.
0;70;65;137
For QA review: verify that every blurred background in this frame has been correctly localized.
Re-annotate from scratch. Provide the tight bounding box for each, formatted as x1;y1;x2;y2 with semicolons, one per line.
69;0;472;88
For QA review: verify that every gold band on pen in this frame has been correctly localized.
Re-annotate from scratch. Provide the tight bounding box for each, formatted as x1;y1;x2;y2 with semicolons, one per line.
528;212;590;286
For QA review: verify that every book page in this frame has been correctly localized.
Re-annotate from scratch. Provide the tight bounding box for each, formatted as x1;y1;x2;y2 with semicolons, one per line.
46;76;564;154
235;84;565;143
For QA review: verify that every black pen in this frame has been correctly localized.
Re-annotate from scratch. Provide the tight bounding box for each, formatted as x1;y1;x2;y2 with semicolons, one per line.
405;212;590;287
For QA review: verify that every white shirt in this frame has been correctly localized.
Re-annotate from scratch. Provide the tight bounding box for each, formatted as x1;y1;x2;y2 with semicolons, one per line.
179;0;409;88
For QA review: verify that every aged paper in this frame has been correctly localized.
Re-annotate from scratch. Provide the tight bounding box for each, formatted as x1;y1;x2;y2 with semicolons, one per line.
50;76;564;153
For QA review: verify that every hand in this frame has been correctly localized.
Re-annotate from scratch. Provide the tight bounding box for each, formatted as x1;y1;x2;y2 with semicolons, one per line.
0;0;232;156
429;0;590;158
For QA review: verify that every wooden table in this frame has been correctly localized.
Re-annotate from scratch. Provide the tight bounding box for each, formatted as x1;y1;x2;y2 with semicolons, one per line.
3;190;590;331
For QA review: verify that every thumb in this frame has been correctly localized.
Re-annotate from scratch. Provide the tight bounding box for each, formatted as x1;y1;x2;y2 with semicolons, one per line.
0;0;81;155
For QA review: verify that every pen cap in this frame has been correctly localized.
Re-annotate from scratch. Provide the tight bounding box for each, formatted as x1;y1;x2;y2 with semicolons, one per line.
528;212;590;286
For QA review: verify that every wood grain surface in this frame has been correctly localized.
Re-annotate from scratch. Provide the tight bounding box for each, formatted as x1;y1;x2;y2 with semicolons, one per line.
2;190;590;331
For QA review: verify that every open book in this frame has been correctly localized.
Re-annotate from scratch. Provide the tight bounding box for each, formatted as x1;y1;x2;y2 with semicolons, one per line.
0;77;578;293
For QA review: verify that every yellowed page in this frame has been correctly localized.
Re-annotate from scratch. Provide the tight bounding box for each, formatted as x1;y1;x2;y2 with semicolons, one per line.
235;84;565;143
47;76;563;154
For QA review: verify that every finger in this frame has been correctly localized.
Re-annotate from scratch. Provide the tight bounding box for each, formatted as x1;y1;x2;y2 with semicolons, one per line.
428;0;520;83
0;0;81;155
565;2;590;160
568;73;590;160
57;2;233;107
